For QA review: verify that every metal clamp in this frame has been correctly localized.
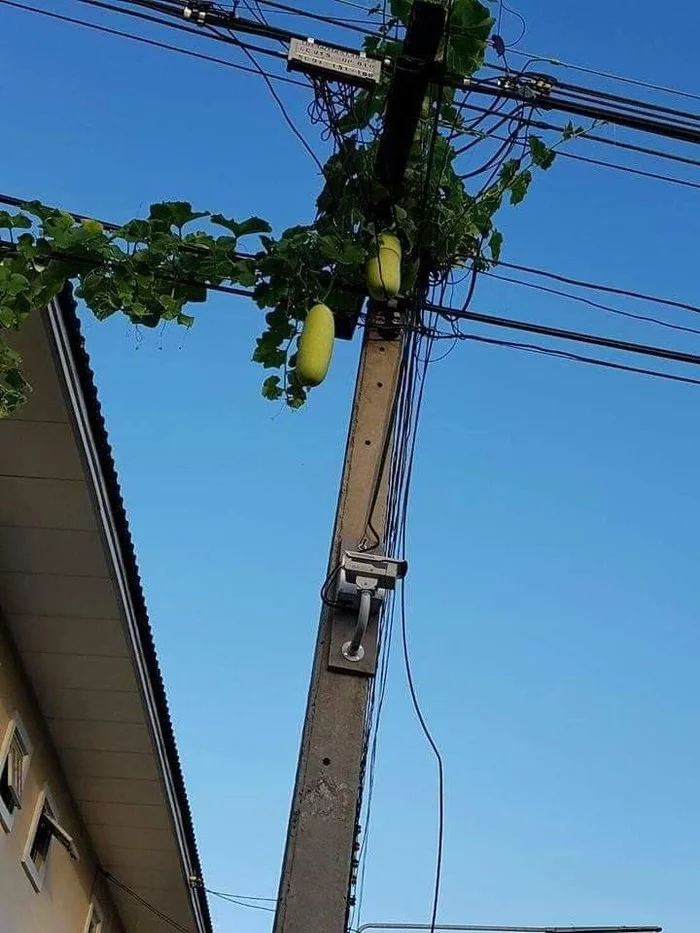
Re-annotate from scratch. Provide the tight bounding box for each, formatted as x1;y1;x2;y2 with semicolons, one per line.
336;550;407;662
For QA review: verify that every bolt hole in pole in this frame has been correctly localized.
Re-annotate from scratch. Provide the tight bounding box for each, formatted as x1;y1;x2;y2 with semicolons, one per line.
342;589;372;662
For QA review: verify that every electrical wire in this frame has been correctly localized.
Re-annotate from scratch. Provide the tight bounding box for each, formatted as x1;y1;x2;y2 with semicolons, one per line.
496;260;700;317
98;0;385;58
483;60;700;128
205;887;277;912
75;0;288;59
459;121;700;193
502;47;700;105
217;23;325;172
458;100;700;173
482;270;700;338
0;0;308;87
421;301;700;370
452;77;700;146
400;576;445;933
103;870;195;933
250;0;381;36
459;332;700;387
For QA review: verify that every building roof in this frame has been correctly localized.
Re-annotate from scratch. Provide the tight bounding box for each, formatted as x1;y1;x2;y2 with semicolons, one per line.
0;289;213;933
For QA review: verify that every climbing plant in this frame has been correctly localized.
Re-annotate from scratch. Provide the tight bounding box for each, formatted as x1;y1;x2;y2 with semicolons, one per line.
0;0;571;416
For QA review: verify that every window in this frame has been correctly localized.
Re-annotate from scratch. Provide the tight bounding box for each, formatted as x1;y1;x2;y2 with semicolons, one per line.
0;713;32;832
22;787;79;892
84;900;105;933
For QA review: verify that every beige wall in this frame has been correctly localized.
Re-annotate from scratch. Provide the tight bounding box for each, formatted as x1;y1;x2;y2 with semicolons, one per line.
0;614;125;933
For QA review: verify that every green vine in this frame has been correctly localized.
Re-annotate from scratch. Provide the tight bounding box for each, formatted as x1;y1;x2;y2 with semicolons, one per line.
0;0;575;417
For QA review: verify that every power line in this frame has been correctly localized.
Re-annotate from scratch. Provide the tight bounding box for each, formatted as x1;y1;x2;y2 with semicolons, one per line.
460;331;700;388
455;78;700;146
249;0;380;36
216;23;325;172
454;118;700;193
502;47;700;106
484;60;700;129
325;0;383;13
458;101;700;172
537;145;700;192
553;77;700;128
400;578;445;933
76;0;288;59
422;301;700;370
482;270;700;338
102;870;195;933
97;0;374;57
485;59;700;128
496;260;700;317
205;887;277;912
0;0;308;87
73;0;700;152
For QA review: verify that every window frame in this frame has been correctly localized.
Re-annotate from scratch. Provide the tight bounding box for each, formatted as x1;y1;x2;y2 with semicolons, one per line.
0;711;33;833
21;785;58;892
83;899;105;933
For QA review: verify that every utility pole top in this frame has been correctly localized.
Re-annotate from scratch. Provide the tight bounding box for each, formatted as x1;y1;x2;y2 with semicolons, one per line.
375;1;446;204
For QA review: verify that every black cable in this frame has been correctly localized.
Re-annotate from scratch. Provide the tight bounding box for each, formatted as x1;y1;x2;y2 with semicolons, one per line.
103;870;194;933
103;0;382;59
484;61;700;128
0;0;308;86
251;0;379;36
400;578;445;933
483;270;700;338
553;78;700;127
457;120;700;193
502;47;700;105
76;0;288;59
205;888;277;912
497;260;700;317
452;77;700;146
458;100;700;172
422;301;700;369
460;331;700;387
218;25;325;172
551;146;700;191
395;307;444;933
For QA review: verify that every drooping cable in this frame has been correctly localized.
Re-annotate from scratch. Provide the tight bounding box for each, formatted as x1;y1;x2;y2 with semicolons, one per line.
0;0;308;87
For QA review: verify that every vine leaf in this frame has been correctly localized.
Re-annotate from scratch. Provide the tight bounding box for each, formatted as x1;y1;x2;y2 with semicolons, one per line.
509;170;533;205
261;375;283;400
211;214;272;237
149;202;208;228
528;135;556;170
488;229;503;262
0;211;31;230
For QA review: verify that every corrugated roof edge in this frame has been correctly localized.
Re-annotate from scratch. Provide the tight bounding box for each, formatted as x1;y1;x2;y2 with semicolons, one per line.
54;283;213;933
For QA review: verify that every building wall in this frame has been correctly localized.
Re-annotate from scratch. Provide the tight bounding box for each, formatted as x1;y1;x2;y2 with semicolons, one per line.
0;613;125;933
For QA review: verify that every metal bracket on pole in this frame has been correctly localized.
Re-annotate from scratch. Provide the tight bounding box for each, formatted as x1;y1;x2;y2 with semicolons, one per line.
328;549;407;675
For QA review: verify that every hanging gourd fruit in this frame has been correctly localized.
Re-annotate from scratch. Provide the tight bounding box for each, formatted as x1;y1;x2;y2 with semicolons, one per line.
296;303;335;387
366;232;402;300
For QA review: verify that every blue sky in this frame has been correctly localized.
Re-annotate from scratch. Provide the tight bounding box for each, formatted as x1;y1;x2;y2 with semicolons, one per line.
2;1;700;932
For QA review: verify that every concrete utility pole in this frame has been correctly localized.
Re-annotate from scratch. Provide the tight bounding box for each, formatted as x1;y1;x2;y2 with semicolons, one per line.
273;6;445;933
